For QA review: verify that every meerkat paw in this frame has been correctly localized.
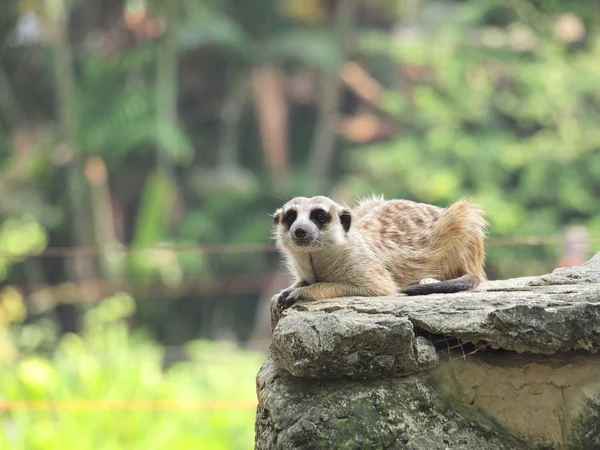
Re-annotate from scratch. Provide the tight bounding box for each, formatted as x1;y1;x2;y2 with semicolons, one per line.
418;278;440;285
276;287;310;310
276;288;293;310
276;287;303;310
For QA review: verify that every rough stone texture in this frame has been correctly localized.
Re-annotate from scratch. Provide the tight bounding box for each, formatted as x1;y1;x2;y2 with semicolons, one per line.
442;352;600;448
255;358;529;450
256;253;600;449
270;309;438;379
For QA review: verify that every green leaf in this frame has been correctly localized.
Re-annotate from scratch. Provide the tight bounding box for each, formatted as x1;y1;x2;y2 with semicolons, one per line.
154;121;194;164
263;28;343;71
178;16;253;59
132;171;175;247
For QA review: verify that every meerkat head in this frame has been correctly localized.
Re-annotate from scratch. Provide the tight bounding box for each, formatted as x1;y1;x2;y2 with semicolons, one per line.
272;196;352;252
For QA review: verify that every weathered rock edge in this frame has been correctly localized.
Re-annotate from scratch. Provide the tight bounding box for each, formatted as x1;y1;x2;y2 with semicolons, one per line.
269;253;600;380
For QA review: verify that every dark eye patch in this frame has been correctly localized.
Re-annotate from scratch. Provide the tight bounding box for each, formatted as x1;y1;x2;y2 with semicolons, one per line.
310;208;330;228
282;209;297;228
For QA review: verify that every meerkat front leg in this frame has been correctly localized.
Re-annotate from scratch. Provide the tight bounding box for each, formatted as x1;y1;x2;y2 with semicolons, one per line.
277;282;362;310
277;279;397;310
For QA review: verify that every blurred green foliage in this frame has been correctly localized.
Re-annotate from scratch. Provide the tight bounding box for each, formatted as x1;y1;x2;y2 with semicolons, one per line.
0;218;47;280
0;292;263;450
350;2;600;228
0;199;261;449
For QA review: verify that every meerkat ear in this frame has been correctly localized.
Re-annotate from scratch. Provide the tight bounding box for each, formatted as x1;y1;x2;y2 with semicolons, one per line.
339;209;352;233
272;208;283;225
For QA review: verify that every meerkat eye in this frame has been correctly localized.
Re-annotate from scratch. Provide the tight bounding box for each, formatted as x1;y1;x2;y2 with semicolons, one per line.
284;210;297;224
311;209;329;224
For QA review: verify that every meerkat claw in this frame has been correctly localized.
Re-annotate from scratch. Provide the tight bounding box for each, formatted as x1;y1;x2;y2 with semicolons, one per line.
278;287;308;310
277;288;300;310
276;290;289;310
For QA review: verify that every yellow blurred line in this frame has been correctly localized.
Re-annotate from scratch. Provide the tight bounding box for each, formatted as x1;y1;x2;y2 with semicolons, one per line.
0;400;258;411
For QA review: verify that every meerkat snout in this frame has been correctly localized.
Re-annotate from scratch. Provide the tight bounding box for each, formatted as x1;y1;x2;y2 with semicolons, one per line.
293;226;308;239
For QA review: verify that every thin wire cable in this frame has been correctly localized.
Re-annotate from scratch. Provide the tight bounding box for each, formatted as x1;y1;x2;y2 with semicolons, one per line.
21;272;292;298
1;243;278;259
0;400;258;411
1;234;599;259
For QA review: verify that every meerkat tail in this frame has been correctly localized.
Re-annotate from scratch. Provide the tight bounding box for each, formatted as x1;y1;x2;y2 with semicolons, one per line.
401;274;480;296
428;198;488;281
430;199;487;251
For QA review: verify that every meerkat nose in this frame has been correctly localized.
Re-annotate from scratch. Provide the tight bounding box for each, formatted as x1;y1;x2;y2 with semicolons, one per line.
294;227;307;238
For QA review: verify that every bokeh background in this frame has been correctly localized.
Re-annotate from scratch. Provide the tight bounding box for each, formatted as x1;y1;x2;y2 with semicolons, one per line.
1;0;599;448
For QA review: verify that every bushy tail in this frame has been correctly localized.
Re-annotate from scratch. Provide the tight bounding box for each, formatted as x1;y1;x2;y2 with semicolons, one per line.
428;198;487;284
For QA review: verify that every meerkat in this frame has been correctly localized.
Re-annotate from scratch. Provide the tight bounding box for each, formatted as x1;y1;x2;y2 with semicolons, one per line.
271;195;487;310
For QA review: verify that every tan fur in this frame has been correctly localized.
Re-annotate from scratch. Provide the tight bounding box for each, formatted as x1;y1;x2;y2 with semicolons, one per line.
272;195;487;306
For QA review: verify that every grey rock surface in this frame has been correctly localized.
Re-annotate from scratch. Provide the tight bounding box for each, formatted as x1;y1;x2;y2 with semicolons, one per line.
256;254;600;449
270;309;438;380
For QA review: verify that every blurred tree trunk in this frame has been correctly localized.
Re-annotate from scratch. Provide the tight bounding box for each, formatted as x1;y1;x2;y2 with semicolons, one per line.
85;156;126;282
309;0;359;188
133;10;180;250
252;64;290;188
51;8;97;302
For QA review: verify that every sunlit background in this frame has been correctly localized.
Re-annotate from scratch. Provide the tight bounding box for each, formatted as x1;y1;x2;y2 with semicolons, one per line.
1;0;599;448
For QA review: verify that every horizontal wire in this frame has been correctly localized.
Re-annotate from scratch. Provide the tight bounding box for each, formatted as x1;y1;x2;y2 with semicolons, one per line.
22;272;283;293
0;400;258;411
20;273;292;304
487;235;599;246
0;243;278;259
0;234;598;259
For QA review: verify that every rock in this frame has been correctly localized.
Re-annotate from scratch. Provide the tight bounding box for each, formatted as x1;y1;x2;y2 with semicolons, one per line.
256;253;600;449
269;309;438;380
255;358;529;450
256;352;600;449
443;352;600;449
